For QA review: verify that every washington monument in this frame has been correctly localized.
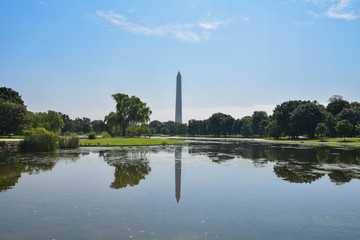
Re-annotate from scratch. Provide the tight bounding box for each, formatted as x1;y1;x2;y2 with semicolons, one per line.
175;71;182;123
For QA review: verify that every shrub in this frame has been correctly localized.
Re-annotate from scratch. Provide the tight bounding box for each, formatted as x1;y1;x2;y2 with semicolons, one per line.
88;131;97;139
126;125;151;137
20;127;57;152
101;131;111;138
59;135;79;149
126;125;141;137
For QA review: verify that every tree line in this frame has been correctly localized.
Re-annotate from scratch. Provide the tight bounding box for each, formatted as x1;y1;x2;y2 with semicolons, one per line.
0;86;107;136
0;87;152;137
1;86;359;139
148;95;360;139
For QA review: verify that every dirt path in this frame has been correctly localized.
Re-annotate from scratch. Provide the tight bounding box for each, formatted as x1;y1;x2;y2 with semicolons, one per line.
0;139;23;142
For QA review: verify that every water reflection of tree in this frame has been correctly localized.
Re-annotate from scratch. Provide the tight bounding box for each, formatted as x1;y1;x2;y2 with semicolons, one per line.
188;142;360;185
0;164;23;191
273;162;325;183
328;170;353;185
0;157;56;192
100;148;151;189
0;152;81;192
189;143;238;163
110;163;151;189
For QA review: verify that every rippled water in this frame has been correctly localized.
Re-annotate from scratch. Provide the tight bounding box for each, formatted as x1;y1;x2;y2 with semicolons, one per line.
1;142;360;240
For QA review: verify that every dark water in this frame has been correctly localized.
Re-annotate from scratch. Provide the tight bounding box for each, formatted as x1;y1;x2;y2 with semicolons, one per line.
1;142;360;240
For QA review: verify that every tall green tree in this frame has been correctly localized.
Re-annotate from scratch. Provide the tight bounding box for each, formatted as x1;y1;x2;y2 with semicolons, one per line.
59;112;75;134
29;111;64;134
74;117;92;134
290;102;326;138
326;95;350;116
324;111;337;137
273;100;306;138
47;110;64;134
0;87;27;137
221;115;235;136
104;112;122;136
316;123;328;140
91;120;105;134
0;87;25;105
112;93;131;136
207;113;227;136
129;96;152;126
335;120;353;141
187;119;198;136
0;101;27;137
187;119;208;135
149;120;162;134
232;119;242;135
240;116;253;137
111;93;152;136
266;120;281;139
252;111;268;136
337;107;360;136
258;119;270;137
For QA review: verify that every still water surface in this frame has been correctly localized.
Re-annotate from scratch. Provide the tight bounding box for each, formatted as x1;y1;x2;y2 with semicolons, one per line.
1;142;360;240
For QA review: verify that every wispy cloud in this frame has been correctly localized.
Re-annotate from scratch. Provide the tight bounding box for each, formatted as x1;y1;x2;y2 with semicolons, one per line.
198;19;231;30
37;0;47;5
304;0;358;20
326;0;357;20
306;10;322;18
96;10;231;43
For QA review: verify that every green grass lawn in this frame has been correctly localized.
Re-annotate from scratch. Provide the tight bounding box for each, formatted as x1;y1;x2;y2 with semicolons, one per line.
263;137;360;143
0;135;24;139
80;137;185;146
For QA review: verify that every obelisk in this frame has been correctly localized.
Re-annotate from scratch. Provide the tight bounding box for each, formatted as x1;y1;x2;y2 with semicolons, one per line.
175;71;182;123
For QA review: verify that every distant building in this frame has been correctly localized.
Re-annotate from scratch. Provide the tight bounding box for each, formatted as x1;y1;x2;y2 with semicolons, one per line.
175;71;182;123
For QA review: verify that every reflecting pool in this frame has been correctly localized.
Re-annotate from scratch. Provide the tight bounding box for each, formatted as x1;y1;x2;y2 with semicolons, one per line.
1;142;360;240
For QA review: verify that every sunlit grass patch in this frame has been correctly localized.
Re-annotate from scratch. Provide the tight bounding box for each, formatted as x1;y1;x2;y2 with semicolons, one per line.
264;137;360;143
0;135;24;139
80;137;185;146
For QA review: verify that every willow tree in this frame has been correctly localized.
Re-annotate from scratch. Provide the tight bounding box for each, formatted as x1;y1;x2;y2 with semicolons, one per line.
110;93;152;136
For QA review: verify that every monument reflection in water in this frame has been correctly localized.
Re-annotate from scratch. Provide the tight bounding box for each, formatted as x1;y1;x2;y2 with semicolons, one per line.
175;146;182;203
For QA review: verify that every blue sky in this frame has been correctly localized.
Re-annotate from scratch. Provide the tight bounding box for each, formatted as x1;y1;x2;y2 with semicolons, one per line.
1;0;360;122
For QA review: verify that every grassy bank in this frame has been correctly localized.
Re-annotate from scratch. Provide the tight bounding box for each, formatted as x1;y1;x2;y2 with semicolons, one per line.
263;137;360;143
0;135;24;139
80;137;185;146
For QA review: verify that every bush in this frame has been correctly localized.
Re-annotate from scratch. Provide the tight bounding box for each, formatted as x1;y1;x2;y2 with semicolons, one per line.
59;135;79;149
101;131;111;138
126;125;141;137
126;125;151;137
88;131;97;139
20;127;57;152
